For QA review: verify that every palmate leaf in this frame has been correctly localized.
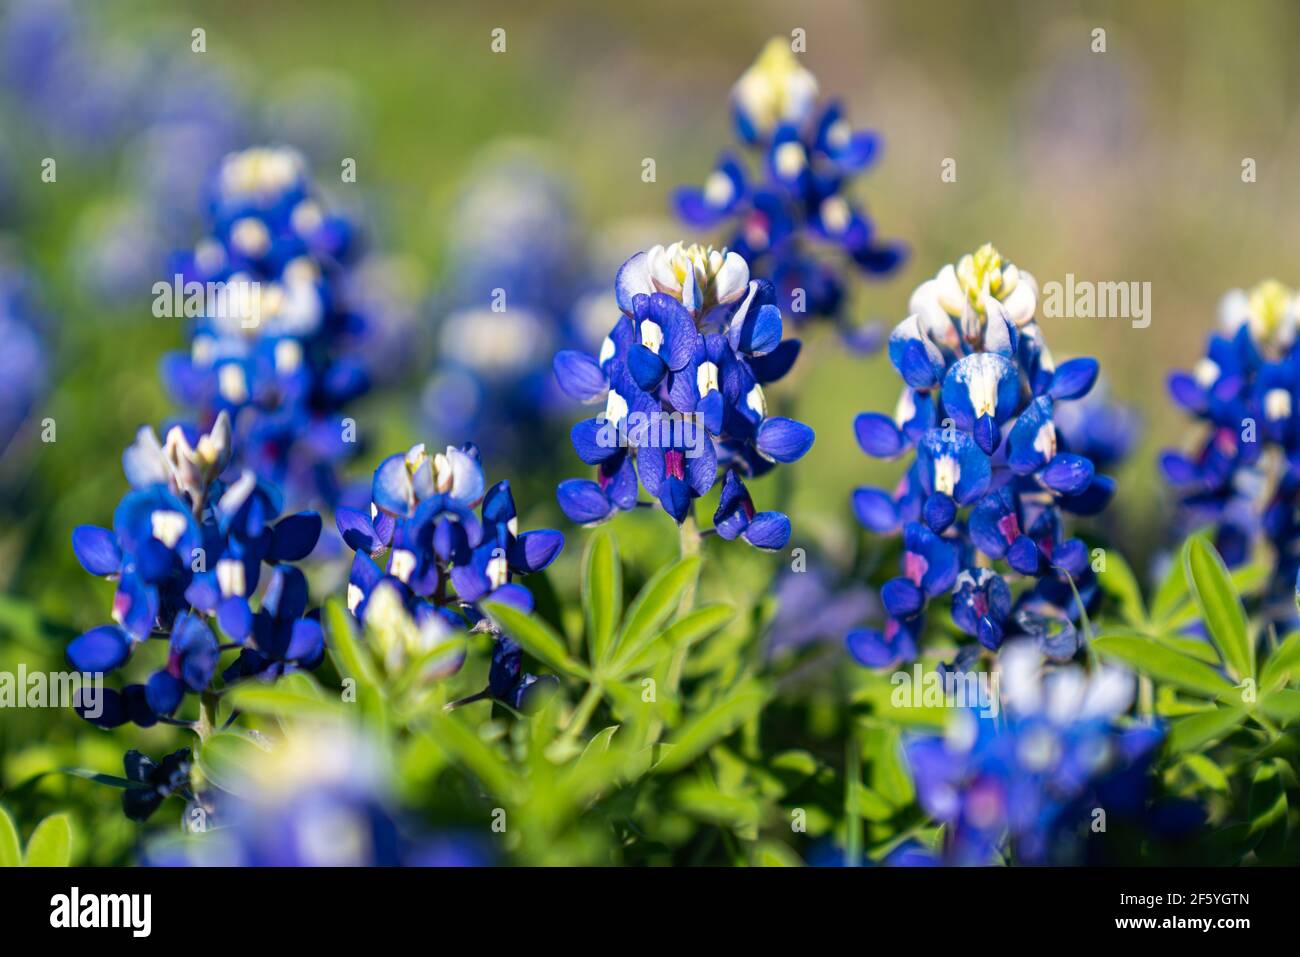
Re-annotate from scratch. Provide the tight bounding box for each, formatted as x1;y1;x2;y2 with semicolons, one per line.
24;814;72;867
653;679;768;774
420;714;518;801
610;602;734;678
581;528;621;668
1092;632;1240;700
612;555;701;674
1183;536;1254;681
1259;688;1300;725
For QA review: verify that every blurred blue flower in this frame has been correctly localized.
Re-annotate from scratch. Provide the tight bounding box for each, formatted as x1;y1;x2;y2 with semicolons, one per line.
423;147;590;458
162;146;372;509
849;245;1112;667
554;243;813;547
904;643;1162;865
673;38;904;348
0;257;49;457
69;412;324;727
1161;280;1300;622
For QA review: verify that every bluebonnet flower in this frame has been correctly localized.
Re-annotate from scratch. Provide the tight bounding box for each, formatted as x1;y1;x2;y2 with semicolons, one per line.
161;146;371;509
903;643;1162;865
69;412;325;727
422;147;590;458
338;442;564;708
1161;280;1300;622
674;38;904;347
122;748;194;822
848;245;1113;668
554;243;814;548
145;722;492;866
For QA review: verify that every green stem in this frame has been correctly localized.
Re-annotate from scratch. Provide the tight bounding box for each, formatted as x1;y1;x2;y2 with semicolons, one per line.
666;511;702;695
845;726;863;867
196;691;220;742
565;683;603;741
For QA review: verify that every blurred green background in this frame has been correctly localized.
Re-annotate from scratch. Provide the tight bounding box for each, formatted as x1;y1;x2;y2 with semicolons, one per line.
3;0;1299;861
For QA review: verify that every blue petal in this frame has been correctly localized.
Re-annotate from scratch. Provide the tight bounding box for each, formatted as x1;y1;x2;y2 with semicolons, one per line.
270;511;322;561
556;479;614;525
571;418;622;465
881;577;924;618
854;412;904;458
741;511;790;550
286;618;325;664
756;417;815;463
218;596;253;643
336;506;380;555
748;339;801;382
659;476;692;523
553;349;608;402
67;626;133;673
615;251;653;314
145;671;185;716
1049;357;1100;401
627;342;669;391
852;487;899;532
649;293;698;371
372;453;414;516
508;529;565;574
1041;453;1095;495
72;525;121;577
845;629;894;669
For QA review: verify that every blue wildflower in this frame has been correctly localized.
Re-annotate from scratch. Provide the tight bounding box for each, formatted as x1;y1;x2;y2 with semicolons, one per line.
849;245;1112;667
674;38;904;347
69;412;324;726
554;243;813;548
1162;280;1300;622
338;442;565;707
161;146;371;509
904;643;1162;865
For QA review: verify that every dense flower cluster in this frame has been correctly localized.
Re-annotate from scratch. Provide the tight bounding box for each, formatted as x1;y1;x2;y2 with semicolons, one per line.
903;644;1162;865
674;38;904;347
847;244;1114;668
553;243;814;548
69;413;325;727
1161;280;1300;622
338;442;564;709
161;146;371;509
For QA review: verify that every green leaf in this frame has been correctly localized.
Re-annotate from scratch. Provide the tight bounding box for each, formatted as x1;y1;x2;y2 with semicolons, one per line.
323;597;380;690
654;680;768;774
752;842;803;867
851;785;896;822
0;807;19;867
1150;556;1191;625
1247;760;1288;837
1092;632;1240;699
1261;631;1300;690
420;716;516;799
482;599;588;679
1180;753;1230;792
1097;549;1146;628
24;814;72;867
611;602;733;678
1259;688;1300;725
613;555;701;674
1167;707;1248;753
581;529;621;668
195;732;269;796
1183;536;1253;680
224;680;341;720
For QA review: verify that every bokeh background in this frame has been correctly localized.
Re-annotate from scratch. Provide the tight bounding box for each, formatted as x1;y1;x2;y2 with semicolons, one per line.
2;0;1299;861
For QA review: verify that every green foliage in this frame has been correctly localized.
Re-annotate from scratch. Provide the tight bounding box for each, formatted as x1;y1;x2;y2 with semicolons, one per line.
0;806;73;867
